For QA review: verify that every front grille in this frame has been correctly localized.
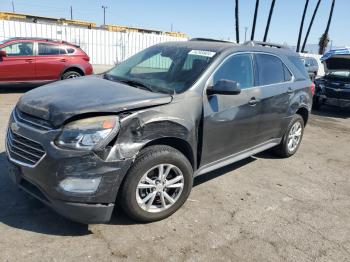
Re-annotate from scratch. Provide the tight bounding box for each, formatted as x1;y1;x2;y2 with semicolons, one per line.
14;109;53;131
6;129;46;167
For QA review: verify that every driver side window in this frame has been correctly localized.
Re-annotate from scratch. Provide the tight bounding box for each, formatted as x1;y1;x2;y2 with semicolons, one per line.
1;42;34;56
213;54;254;89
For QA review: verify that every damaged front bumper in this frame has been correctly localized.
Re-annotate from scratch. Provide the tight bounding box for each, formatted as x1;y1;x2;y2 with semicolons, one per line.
5;111;133;224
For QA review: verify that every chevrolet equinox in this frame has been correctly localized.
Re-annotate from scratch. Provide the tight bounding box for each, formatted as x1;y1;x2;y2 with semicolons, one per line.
5;39;313;223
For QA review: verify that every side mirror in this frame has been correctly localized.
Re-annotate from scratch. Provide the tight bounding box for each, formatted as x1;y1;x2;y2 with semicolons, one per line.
207;79;241;96
0;50;6;58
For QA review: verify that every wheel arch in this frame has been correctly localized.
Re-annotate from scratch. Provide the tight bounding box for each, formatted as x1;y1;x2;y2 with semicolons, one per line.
141;137;195;171
295;106;309;126
61;65;85;79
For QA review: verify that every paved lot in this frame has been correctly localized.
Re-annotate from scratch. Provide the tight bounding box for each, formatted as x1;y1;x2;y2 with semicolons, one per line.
0;88;349;262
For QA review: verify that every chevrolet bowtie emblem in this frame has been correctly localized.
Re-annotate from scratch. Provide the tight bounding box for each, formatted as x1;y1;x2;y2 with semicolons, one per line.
11;122;20;133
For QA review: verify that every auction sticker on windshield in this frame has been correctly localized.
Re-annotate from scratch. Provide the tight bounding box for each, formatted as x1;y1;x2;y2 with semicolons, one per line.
189;50;216;58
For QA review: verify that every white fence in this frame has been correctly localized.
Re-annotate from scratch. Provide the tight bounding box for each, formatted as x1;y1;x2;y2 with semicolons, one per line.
0;20;187;65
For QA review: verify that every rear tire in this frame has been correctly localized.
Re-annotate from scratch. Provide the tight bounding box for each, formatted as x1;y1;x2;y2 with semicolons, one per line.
273;114;304;158
120;145;193;223
62;70;82;80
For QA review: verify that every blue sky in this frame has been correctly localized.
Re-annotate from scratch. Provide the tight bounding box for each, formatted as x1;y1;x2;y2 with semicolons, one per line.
1;0;349;46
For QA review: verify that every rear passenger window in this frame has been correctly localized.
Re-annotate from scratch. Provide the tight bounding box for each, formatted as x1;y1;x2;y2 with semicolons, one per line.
213;54;254;89
256;54;286;85
38;43;63;55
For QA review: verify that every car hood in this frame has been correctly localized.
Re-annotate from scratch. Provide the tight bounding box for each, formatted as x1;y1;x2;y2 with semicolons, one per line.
323;55;350;72
17;76;172;127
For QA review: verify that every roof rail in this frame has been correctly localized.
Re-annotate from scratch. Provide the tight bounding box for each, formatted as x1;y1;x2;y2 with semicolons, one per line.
244;41;288;49
6;37;80;47
190;38;235;44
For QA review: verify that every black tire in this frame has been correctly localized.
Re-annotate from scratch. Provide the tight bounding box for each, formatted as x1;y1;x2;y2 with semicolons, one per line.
312;96;322;110
62;70;82;80
273;114;305;158
120;145;193;223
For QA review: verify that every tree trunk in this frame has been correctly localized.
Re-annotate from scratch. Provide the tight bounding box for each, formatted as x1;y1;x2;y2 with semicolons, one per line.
251;0;259;41
263;0;276;42
301;0;322;53
319;0;335;54
235;0;240;43
296;0;309;52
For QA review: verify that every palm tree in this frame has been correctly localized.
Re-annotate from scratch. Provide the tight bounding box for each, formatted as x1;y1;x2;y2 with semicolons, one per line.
235;0;240;43
251;0;260;41
263;0;276;42
319;0;336;54
301;0;322;53
296;0;310;52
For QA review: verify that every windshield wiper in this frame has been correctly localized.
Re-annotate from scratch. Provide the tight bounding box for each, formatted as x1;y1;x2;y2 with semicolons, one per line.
117;79;154;92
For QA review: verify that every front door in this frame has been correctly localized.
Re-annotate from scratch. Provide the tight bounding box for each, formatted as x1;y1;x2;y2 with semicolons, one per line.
201;53;261;166
0;41;35;82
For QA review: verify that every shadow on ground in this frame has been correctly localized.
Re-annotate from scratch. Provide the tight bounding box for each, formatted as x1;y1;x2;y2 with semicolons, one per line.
312;105;350;119
0;83;43;94
0;150;256;235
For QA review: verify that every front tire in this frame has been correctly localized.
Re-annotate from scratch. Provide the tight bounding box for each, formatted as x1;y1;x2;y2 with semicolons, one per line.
274;114;304;158
120;145;193;223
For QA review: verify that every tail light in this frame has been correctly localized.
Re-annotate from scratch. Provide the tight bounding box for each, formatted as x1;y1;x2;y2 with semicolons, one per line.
310;82;315;96
83;56;90;62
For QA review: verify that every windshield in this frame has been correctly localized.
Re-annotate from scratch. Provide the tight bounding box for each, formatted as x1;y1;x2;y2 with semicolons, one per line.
106;45;217;94
327;71;350;78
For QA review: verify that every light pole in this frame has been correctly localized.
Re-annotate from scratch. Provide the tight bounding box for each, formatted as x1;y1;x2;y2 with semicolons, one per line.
11;1;15;13
102;5;108;26
244;27;248;42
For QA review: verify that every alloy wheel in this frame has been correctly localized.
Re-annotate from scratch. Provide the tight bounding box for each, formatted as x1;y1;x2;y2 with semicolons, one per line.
136;164;184;213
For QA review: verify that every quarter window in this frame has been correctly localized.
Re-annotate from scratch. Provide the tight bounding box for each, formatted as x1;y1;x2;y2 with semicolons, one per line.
256;54;291;85
0;42;33;56
213;54;254;89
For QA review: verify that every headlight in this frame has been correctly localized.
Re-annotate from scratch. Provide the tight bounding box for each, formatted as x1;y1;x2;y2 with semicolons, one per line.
56;116;120;151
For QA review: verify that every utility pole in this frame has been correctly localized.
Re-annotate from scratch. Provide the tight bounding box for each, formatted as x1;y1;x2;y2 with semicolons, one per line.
70;6;73;20
11;1;15;13
244;27;248;42
171;23;173;32
102;5;108;26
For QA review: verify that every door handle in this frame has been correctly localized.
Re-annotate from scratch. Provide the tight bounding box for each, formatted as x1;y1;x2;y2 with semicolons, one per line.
25;59;34;63
60;59;67;62
249;97;258;106
287;87;294;94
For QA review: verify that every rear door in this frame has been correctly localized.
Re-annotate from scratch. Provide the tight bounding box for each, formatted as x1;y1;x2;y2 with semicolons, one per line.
254;53;293;143
201;53;261;165
35;42;68;81
0;41;35;82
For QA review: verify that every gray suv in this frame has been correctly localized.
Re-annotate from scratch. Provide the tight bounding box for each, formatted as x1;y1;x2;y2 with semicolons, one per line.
5;39;313;223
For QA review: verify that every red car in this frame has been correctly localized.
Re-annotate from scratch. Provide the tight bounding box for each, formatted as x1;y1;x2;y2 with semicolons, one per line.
0;37;93;83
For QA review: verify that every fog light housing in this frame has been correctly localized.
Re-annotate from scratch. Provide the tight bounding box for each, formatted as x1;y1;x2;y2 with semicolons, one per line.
59;177;102;194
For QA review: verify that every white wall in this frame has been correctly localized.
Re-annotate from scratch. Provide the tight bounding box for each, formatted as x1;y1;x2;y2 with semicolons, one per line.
0;20;187;65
